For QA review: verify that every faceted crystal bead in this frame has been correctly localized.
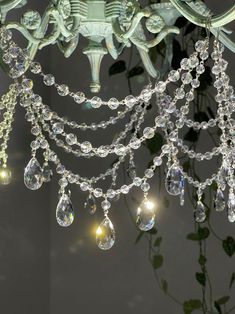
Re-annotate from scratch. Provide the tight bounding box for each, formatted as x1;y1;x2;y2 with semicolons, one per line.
107;189;116;199
97;146;109;157
133;177;142;186
214;189;225;212
91;96;102;108
190;55;199;68
96;217;115;250
114;144;125;156
175;88;185;99
80;182;89;191
196;64;205;74
228;192;235;222
191;79;200;88
153;156;162;166
81;141;92;153
143;127;155;139
30;62;41;74
84;194;97;214
57;84;69;96
10;63;25;78
42;164;53;182
24;157;43;190
194;201;206;223
181;72;193;84
52;122;64;134
101;199;111;210
195;40;207;52
165;165;184;196
43;74;55;86
136;198;156;231
141;182;150;192
168;70;180;82
141;89;152;101
94;188;103;198
56;194;74;227
66;133;77;145
155;81;166;93
228;211;235;223
108;98;119;110
73;92;85;104
180;58;190;70
200;51;209;60
124;95;136;108
130;137;141;150
121;185;130;194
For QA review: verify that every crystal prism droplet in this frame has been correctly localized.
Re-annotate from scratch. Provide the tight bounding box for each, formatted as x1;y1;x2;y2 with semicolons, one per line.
194;201;206;223
42;165;53;182
165;165;184;196
136;199;156;231
214;189;225;212
56;194;74;227
228;192;235;223
84;195;97;215
24;157;43;190
96;217;115;250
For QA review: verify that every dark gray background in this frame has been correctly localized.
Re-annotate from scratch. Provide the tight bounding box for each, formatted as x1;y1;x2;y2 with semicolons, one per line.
0;1;234;314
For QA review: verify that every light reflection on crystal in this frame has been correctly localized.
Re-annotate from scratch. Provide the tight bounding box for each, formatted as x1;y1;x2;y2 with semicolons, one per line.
56;194;74;227
96;217;115;250
136;198;156;231
165;165;184;196
24;157;43;190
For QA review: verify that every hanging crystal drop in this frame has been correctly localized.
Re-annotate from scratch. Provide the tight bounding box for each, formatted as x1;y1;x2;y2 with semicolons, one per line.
84;194;97;215
165;165;184;196
214;189;225;212
136;198;156;231
56;194;74;227
96;217;115;250
194;201;206;223
24;157;43;190
228;192;235;223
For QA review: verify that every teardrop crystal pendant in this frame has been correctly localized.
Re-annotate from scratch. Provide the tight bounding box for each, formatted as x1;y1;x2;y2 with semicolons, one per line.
96;217;115;250
56;194;74;227
84;194;97;215
194;201;206;223
228;192;235;223
42;164;53;182
214;189;225;212
24;157;43;190
136;198;156;231
165;165;184;196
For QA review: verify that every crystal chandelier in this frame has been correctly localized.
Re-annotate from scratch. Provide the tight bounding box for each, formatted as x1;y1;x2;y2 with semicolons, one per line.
0;2;234;251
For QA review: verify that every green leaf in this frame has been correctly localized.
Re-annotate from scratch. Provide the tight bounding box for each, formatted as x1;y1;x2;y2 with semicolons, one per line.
152;254;163;269
214;301;222;314
135;231;144;244
127;66;144;78
195;272;206;286
162;196;170;208
147;228;158;235
187;233;199;241
229;272;235;289
109;60;126;76
154;237;162;247
183;299;202;314
184;128;199;142
183;161;190;172
146;133;163;155
222;236;235;257
216;296;230;305
198;227;210;240
161;278;168;294
198;255;207;266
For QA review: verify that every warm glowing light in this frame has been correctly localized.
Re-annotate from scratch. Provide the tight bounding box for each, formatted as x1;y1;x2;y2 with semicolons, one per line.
96;226;103;236
0;167;11;185
145;200;155;210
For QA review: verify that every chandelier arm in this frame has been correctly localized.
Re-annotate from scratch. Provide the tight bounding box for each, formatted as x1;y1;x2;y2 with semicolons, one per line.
38;24;61;50
46;8;74;39
57;36;79;58
112;10;150;40
0;0;24;22
169;0;235;28
5;22;40;44
146;26;180;49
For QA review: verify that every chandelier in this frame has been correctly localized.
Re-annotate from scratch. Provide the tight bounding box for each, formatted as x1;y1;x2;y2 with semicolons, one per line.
0;0;234;251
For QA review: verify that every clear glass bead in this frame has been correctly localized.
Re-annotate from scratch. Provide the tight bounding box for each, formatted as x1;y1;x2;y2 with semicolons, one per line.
108;98;119;110
168;70;180;82
130;137;141;150
52;122;64;134
30;62;41;74
66;133;77;145
91;96;102;108
155;81;166;93
143;127;155;139
124;95;136;108
73;92;85;104
43;74;55;86
81;141;92;153
114;144;125;155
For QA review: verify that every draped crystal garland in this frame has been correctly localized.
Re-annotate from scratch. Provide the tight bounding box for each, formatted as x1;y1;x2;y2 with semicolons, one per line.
0;26;234;250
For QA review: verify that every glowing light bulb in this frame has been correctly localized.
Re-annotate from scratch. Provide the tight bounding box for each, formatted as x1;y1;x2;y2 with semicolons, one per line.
136;198;156;231
0;166;12;185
